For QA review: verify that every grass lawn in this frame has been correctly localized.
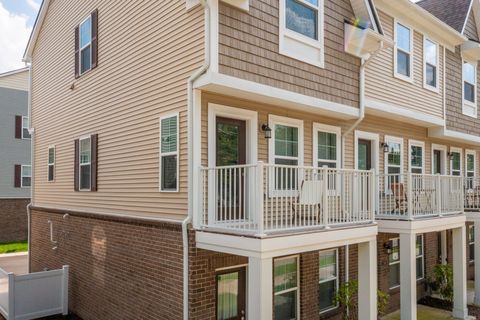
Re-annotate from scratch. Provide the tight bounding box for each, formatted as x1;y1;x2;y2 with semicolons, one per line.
0;241;28;254
382;305;455;320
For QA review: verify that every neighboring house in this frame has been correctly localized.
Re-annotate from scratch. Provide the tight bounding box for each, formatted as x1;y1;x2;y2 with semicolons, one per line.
0;68;31;244
21;1;480;320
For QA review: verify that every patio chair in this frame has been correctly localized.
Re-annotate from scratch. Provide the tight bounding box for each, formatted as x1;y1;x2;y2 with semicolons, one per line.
291;180;323;226
390;182;407;214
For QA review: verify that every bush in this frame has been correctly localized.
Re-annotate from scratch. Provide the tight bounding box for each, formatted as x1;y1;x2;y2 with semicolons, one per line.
427;264;453;303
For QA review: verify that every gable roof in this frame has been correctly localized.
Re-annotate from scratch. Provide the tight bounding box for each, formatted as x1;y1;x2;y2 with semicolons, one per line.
23;0;49;62
416;0;472;33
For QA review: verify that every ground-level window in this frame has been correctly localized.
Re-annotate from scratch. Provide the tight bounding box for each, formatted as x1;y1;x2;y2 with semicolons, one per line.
416;234;424;280
274;256;299;320
48;146;55;182
216;267;246;320
21;165;31;187
470;226;475;262
160;114;179;191
450;148;462;176
319;249;338;313
389;238;400;289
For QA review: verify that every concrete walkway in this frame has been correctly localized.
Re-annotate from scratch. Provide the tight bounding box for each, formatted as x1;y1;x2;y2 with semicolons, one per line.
0;252;28;275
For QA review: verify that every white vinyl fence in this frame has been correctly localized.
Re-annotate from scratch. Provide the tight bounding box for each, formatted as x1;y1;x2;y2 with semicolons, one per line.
0;265;69;320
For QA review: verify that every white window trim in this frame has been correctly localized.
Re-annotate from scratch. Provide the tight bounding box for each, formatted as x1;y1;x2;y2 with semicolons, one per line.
78;135;92;192
393;20;414;83
319;249;339;314
431;144;447;175
279;0;325;68
21;165;31;188
384;135;404;194
469;225;475;262
79;15;93;76
450;147;463;176
462;60;477;118
423;36;439;92
388;237;401;290
416;234;425;281
269;114;304;197
21;116;30;140
159;113;180;193
466;149;476;188
408;140;425;174
47;145;55;182
273;255;300;320
312;123;341;168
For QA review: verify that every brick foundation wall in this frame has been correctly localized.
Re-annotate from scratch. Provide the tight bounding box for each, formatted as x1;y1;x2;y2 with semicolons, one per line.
0;198;29;243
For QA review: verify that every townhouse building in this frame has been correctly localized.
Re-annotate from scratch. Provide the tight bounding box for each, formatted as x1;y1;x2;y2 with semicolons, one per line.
22;0;480;319
0;68;31;244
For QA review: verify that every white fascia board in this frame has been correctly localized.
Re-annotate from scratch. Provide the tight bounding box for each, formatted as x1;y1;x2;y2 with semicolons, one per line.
466;212;480;221
365;98;445;127
377;214;466;234
194;72;361;120
428;126;480;146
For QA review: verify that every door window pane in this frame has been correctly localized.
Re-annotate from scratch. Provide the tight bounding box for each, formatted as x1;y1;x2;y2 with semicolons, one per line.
217;272;239;320
416;235;424;280
319;250;337;312
286;0;318;40
389;239;400;288
358;143;368;170
274;257;298;320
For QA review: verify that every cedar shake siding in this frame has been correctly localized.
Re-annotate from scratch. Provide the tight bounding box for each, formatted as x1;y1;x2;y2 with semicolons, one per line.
30;0;204;220
218;0;361;108
365;10;445;119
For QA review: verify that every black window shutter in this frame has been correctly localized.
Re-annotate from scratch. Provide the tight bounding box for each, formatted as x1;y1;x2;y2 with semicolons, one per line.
74;139;79;191
91;134;98;191
91;9;98;69
74;25;80;78
14;165;21;188
15;115;22;139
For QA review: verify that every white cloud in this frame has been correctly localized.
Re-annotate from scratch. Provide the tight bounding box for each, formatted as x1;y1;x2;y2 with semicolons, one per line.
0;2;31;73
26;0;40;11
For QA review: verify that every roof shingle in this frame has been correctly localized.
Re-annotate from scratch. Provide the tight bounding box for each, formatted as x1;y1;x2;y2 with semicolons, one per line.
416;0;472;32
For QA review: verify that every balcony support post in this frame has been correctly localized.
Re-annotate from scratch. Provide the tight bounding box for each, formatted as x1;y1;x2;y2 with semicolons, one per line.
475;220;480;305
358;239;377;319
248;256;273;320
452;225;469;319
399;232;417;320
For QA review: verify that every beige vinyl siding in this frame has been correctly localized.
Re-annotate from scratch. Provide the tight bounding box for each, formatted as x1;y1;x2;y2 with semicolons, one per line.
202;92;479;176
365;10;444;119
31;0;204;220
464;11;479;41
0;69;29;91
218;0;361;108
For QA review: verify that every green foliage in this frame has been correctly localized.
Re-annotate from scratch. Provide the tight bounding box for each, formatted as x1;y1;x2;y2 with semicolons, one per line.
334;280;358;320
0;241;28;254
377;289;390;317
427;264;453;303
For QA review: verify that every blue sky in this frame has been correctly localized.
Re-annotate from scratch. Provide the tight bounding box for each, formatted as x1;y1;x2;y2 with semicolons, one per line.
2;0;40;27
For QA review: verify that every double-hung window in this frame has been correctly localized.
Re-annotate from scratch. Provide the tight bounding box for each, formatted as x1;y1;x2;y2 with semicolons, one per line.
409;140;424;174
160;114;179;192
22;116;31;139
463;62;477;117
466;150;476;189
469;225;475;262
424;38;438;90
395;22;413;81
79;137;91;190
389;238;400;289
75;10;98;77
274;256;299;320
21;165;31;188
313;124;340;169
416;234;424;280
48;146;55;182
450;148;462;176
384;136;403;192
319;250;338;313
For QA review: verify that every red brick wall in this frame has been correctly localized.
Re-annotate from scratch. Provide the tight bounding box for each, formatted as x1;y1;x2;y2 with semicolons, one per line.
0;199;29;243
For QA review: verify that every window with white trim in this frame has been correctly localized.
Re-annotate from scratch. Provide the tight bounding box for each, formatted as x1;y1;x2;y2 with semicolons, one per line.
416;234;424;280
79;15;92;75
319;249;338;313
79;137;91;190
384;136;403;192
395;22;413;80
21;165;31;187
389;238;400;289
463;62;477;117
469;225;475;262
48;146;55;182
409;140;424;174
313;124;340;169
274;256;299;320
160;114;179;192
466;150;476;189
450;148;462;176
424;38;438;90
22;116;31;139
279;0;324;67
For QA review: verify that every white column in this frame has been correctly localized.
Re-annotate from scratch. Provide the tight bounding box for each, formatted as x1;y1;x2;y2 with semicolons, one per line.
441;230;448;265
248;257;273;320
358;240;377;319
475;221;480;305
400;233;417;320
452;226;468;319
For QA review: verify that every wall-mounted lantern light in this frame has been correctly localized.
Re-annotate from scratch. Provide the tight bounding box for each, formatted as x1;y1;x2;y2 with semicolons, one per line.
261;124;272;139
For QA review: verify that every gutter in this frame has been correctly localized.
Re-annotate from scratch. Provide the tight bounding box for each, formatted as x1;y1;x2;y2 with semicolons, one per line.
184;1;211;319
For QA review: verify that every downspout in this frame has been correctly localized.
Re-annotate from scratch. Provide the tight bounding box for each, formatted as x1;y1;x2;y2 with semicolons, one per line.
184;1;211;320
27;64;34;273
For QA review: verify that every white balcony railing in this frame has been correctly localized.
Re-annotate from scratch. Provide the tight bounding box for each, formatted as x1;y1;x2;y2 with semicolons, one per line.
376;173;464;219
465;177;480;211
199;162;376;236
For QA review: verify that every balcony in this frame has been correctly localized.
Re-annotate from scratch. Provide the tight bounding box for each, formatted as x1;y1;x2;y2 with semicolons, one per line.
465;177;480;212
198;163;376;237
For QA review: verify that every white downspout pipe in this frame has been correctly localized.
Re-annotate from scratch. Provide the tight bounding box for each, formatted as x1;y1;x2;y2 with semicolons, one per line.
27;64;34;273
184;2;211;320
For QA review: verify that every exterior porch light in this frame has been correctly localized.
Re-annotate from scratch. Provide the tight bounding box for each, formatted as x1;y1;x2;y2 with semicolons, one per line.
261;124;272;139
381;142;389;153
447;152;454;160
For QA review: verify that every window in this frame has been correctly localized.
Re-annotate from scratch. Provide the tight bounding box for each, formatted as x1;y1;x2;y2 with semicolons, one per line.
424;38;438;90
416;234;424;280
279;0;324;67
409;140;424;174
384;136;403;192
319;250;338;313
389;238;400;289
160;114;179;192
216;268;246;320
450;148;462;176
21;165;31;187
75;10;98;77
274;256;299;320
79;137;91;190
463;62;477;117
22;116;31;139
466;150;476;189
469;226;475;262
48;146;55;182
313;124;340;169
395;22;413;80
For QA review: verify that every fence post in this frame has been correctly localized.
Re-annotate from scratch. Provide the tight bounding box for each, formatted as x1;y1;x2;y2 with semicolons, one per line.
323;166;330;228
62;265;69;315
407;172;413;220
370;169;376;222
437;174;442;217
8;273;14;320
256;162;265;237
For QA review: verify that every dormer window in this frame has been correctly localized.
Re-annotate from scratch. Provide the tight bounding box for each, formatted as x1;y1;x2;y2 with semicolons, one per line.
463;61;477;117
394;22;413;81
